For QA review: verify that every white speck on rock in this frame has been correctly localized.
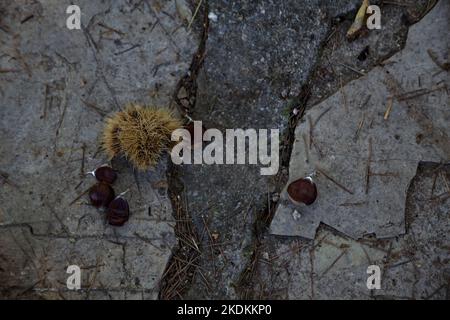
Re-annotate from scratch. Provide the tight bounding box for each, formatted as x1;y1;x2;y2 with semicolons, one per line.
208;12;218;22
292;210;302;221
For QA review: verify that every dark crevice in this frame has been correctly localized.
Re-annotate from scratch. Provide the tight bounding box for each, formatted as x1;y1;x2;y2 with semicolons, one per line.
158;1;209;300
233;1;434;298
159;0;437;299
234;25;329;300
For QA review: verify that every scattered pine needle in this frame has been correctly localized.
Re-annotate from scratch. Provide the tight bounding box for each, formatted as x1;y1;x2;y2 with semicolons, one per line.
384;97;393;120
188;0;203;29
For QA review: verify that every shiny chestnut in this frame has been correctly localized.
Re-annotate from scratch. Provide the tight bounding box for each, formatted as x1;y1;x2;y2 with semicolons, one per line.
89;166;117;184
107;197;130;226
287;177;317;206
89;182;115;208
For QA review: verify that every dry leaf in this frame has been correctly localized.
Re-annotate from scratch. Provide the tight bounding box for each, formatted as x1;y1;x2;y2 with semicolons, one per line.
347;0;369;41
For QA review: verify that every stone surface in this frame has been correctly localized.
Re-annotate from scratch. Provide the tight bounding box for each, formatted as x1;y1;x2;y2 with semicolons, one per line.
1;0;447;300
254;163;449;299
270;0;449;239
182;0;372;299
0;0;197;299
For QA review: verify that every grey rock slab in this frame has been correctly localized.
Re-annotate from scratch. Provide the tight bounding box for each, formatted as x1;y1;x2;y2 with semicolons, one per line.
310;163;450;300
183;0;363;299
0;0;197;299
374;163;450;300
254;226;387;299
270;0;449;239
310;230;386;299
196;0;361;130
254;164;448;299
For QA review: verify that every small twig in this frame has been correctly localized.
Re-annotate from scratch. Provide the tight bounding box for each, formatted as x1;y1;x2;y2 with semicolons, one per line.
316;166;354;195
431;171;438;197
81;99;108;116
114;44;141;56
365;138;372;194
370;172;399;177
145;0;181;55
97;22;125;35
0;68;20;73
339;201;367;207
424;284;446;300
69;187;91;206
308;115;314;148
428;192;450;203
201;215;218;275
314;106;333;126
360;95;371;109
80;143;86;178
308;115;323;158
382;1;413;7
20;14;34;24
396;85;446;101
302;134;310;162
42;84;49;119
14;49;32;77
340;79;348;112
0;22;11;33
55;94;68;137
309;247;315;299
354;112;365;141
384;97;393;120
319;249;348;279
337;62;366;76
386;259;414;269
188;0;203;29
440;171;450;194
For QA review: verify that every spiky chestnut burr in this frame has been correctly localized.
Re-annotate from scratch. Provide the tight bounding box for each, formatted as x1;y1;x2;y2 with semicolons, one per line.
101;104;181;170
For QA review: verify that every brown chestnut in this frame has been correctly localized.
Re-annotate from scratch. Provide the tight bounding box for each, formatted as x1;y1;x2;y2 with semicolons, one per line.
107;197;130;226
287;177;317;206
89;166;117;184
89;182;115;208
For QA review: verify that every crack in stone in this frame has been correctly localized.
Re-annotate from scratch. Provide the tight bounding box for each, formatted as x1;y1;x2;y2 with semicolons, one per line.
158;0;210;300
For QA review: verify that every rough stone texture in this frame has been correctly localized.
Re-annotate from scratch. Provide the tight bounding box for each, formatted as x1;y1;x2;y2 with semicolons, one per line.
1;0;448;301
0;0;198;299
181;0;379;299
270;0;449;239
306;0;433;108
195;0;364;130
375;163;449;300
253;163;449;299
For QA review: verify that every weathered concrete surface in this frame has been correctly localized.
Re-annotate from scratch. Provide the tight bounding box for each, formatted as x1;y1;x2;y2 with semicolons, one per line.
0;0;198;299
375;163;449;300
306;0;433;108
1;0;447;301
253;163;449;299
178;0;431;299
270;0;449;239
